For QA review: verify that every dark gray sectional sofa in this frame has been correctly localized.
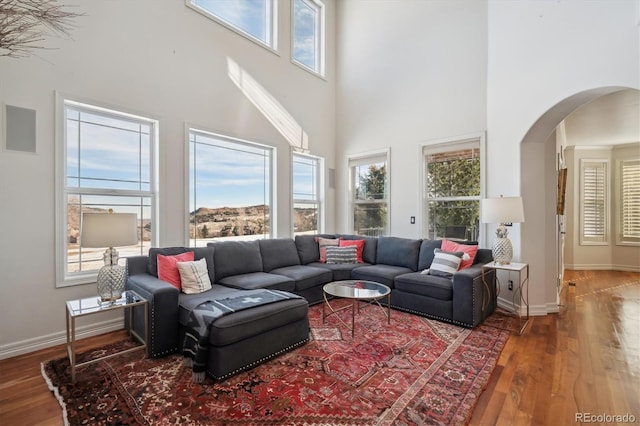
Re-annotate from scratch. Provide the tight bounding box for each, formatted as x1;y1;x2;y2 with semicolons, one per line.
125;234;496;381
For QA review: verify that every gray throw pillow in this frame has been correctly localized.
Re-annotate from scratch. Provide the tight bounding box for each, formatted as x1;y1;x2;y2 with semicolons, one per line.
325;245;358;264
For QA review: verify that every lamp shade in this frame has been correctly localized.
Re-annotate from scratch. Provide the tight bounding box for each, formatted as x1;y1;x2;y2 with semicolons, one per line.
481;196;525;224
81;212;138;248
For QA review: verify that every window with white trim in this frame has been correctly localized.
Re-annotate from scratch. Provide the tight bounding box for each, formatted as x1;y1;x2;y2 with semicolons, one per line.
56;98;158;287
293;152;322;235
349;151;389;236
619;159;640;244
188;129;273;246
423;139;481;242
580;159;608;245
187;0;277;50
292;0;325;76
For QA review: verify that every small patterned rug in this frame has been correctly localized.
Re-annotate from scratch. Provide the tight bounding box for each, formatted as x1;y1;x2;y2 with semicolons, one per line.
42;301;510;425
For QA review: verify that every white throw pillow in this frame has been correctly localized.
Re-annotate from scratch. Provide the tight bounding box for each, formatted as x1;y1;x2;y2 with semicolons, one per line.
177;258;212;294
428;248;464;278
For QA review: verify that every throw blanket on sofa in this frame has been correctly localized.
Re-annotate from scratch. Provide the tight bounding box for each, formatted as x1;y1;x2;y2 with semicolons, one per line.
182;289;301;383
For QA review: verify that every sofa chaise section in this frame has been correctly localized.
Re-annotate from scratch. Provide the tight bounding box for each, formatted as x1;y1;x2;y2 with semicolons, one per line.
178;284;309;380
126;246;310;381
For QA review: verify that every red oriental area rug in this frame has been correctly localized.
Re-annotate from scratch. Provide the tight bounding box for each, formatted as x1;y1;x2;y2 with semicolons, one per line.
42;301;510;425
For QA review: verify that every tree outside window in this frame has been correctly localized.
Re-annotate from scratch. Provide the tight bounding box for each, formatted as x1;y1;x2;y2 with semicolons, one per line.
424;141;481;242
350;153;388;236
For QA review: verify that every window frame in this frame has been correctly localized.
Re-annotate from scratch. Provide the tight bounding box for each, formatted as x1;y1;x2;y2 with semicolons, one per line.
55;94;159;288
186;127;275;246
616;158;640;245
348;149;390;237
186;0;278;53
291;0;325;78
579;158;609;246
420;133;486;246
292;151;324;235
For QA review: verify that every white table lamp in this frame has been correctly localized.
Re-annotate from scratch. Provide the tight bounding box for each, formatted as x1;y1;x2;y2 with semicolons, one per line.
81;210;138;303
481;195;525;265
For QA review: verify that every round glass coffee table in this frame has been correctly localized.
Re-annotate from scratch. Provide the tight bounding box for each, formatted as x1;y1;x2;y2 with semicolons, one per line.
322;280;391;337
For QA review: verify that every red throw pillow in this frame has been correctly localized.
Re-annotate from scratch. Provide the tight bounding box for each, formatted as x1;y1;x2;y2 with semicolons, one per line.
339;239;365;263
157;251;195;290
441;239;478;270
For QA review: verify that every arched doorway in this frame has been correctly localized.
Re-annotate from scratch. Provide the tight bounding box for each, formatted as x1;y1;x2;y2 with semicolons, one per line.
519;86;638;314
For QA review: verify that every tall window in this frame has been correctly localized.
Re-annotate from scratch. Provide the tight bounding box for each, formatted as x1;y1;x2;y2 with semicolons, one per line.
580;159;608;245
619;159;639;244
187;0;277;50
189;129;273;246
293;153;322;235
349;151;389;236
292;0;325;76
424;139;481;242
57;98;157;287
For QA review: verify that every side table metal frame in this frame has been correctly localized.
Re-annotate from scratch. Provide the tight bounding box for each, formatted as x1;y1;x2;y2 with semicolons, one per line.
66;290;148;382
481;261;530;335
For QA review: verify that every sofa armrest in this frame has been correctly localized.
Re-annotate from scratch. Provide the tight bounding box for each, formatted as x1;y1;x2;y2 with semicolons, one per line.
125;268;180;358
127;255;149;276
451;264;496;327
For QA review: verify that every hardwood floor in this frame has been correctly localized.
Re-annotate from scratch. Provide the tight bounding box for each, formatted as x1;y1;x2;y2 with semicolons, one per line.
470;270;640;426
1;270;637;425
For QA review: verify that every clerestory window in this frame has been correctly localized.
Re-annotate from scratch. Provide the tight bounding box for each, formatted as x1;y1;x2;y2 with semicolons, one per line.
187;0;277;51
292;0;325;76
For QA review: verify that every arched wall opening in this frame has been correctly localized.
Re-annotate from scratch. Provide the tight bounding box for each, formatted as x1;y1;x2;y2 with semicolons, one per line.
519;86;637;314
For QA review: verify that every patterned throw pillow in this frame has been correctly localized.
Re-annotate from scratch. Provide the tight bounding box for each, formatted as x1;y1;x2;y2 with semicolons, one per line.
157;251;195;290
339;239;365;263
428;248;464;278
177;258;212;294
315;236;340;263
325;245;358;264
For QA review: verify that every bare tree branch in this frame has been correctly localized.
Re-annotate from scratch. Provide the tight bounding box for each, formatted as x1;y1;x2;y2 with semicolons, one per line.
0;0;84;58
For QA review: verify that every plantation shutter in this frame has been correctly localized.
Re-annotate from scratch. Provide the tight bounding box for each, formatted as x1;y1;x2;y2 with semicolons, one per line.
580;160;607;244
621;160;640;242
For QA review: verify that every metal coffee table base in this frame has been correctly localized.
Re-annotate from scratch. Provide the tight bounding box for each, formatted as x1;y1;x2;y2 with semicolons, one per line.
322;280;391;338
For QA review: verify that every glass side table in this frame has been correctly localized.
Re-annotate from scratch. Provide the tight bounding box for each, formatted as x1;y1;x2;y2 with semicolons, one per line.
481;261;530;335
66;289;148;382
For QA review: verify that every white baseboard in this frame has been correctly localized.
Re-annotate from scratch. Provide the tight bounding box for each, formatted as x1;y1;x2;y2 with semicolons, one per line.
0;318;124;361
565;264;640;272
497;297;547;317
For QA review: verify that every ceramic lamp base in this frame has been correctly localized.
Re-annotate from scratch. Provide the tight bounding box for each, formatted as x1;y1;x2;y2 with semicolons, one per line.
492;237;513;265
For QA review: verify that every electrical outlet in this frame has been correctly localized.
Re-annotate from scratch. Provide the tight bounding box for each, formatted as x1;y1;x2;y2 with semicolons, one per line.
508;280;513;291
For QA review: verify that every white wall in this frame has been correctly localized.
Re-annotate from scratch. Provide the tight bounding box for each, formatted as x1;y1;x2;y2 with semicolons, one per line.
0;0;336;357
335;0;488;238
336;0;638;316
489;0;639;315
